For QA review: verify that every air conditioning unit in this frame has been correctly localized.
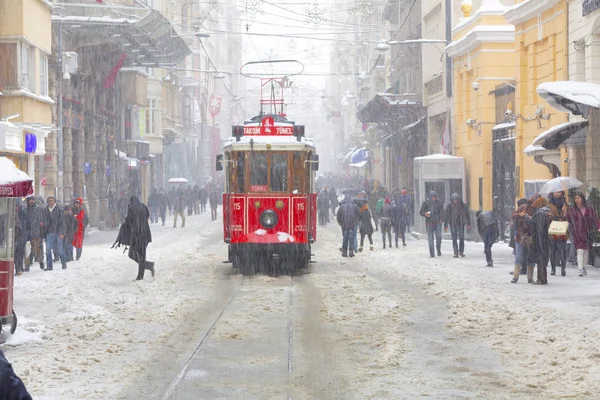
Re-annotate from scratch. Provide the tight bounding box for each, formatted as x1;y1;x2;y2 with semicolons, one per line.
63;52;78;75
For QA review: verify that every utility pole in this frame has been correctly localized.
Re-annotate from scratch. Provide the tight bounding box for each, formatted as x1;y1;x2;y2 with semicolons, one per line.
57;18;64;204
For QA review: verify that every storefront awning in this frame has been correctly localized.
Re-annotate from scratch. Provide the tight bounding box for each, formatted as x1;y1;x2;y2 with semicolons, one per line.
349;160;368;168
537;81;600;119
356;93;425;128
52;8;191;67
531;120;589;150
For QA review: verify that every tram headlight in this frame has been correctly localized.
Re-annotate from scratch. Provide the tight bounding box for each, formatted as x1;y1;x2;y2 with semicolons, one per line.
260;209;278;229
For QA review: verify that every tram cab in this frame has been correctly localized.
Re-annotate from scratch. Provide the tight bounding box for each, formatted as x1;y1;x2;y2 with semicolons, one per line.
217;114;318;274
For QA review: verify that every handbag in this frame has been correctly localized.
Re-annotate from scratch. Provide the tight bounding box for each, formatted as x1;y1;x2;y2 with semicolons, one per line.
519;233;533;246
548;220;569;236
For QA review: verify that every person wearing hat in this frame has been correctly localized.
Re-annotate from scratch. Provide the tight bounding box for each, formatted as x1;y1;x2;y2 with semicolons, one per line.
444;193;470;258
43;196;67;270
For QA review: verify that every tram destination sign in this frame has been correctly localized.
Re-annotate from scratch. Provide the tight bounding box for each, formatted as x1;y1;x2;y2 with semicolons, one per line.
583;0;600;16
243;125;294;136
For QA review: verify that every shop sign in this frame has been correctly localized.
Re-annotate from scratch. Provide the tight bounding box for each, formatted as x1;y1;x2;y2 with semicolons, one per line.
23;131;37;154
583;0;600;16
83;162;91;175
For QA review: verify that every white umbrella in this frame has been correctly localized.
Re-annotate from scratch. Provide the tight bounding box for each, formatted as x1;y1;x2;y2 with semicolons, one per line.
168;177;188;184
538;176;583;195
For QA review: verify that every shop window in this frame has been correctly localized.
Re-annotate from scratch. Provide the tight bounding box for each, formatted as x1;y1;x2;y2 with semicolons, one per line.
20;43;35;92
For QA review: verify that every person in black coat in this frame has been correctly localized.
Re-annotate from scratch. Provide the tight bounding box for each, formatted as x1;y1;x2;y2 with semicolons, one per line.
420;191;445;258
0;349;32;400
390;200;407;247
113;196;155;280
62;206;78;262
14;203;29;276
476;210;499;267
531;198;551;285
317;191;330;227
336;197;360;257
444;193;470;258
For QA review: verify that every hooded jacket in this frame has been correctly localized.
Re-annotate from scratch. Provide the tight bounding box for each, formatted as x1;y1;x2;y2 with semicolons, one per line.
532;198;551;261
420;191;444;226
444;194;470;228
336;197;360;230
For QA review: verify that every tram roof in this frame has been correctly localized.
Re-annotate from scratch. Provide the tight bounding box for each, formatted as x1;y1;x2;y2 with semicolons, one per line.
223;135;316;151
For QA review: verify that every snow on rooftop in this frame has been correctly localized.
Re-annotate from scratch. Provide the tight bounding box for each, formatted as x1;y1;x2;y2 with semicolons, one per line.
524;144;548;155
414;153;463;161
454;0;510;31
537;81;600;113
492;122;516;131
446;25;515;56
51;15;139;24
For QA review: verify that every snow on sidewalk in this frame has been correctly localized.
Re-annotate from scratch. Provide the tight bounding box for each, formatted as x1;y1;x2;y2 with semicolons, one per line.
320;225;600;398
0;211;221;400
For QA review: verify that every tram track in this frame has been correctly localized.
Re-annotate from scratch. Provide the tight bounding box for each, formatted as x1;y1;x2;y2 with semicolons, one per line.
161;269;301;400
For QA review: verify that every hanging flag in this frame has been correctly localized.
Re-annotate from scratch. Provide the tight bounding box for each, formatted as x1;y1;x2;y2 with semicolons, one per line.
442;109;451;155
102;53;127;89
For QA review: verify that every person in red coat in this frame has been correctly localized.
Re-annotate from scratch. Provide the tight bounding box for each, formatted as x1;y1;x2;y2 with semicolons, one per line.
72;198;89;261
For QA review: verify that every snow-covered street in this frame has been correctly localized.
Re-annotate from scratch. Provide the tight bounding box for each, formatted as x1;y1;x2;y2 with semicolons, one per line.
3;212;600;399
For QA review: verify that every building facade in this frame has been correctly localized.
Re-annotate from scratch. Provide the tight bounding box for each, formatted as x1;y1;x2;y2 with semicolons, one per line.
0;0;53;196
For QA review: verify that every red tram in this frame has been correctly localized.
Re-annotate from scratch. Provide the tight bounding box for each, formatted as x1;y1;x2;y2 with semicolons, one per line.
217;115;319;274
216;62;318;274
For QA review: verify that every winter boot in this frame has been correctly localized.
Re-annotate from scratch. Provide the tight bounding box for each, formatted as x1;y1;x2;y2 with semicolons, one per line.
40;262;45;270
551;265;556;275
342;252;348;258
460;253;465;257
349;250;355;258
370;246;374;251
437;250;442;257
511;265;520;283
62;263;67;270
146;261;155;277
453;253;459;258
527;265;535;283
358;247;363;253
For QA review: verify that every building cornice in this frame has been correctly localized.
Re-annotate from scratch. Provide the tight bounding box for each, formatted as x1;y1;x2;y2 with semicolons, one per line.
504;0;561;25
446;25;515;58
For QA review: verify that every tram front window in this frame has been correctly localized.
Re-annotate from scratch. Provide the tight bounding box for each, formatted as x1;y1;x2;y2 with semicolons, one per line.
270;153;288;192
249;152;268;191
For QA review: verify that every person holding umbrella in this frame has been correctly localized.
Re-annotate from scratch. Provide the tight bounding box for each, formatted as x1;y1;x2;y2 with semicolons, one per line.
567;192;600;277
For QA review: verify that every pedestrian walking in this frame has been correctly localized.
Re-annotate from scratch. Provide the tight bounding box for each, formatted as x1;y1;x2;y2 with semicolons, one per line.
24;195;44;271
209;189;219;221
0;349;32;400
357;199;375;252
112;196;155;280
547;191;569;276
476;210;498;267
444;193;470;258
147;188;159;224
173;189;186;228
43;196;67;271
14;203;28;276
336;196;360;257
158;189;170;226
420;191;444;258
567;192;600;277
531;198;552;284
72;198;88;261
512;204;535;283
62;206;78;262
317;191;330;227
390;200;407;247
328;187;338;219
380;198;393;249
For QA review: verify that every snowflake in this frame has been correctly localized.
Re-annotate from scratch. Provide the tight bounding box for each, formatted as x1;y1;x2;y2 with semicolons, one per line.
241;0;263;20
264;48;279;61
304;0;329;27
288;39;297;50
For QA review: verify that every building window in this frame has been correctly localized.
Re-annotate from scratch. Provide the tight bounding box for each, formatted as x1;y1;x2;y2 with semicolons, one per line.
20;43;35;91
40;55;48;96
146;99;156;135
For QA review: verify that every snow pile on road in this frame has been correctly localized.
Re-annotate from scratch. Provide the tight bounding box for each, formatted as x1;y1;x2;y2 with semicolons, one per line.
369;245;600;398
0;214;221;400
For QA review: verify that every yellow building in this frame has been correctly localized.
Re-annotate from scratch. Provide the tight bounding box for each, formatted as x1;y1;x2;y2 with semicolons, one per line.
447;0;516;215
0;0;53;191
504;0;569;197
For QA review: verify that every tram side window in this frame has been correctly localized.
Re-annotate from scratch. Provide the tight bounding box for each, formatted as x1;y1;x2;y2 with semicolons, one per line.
236;152;245;193
291;152;305;193
270;153;288;192
249;152;268;190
